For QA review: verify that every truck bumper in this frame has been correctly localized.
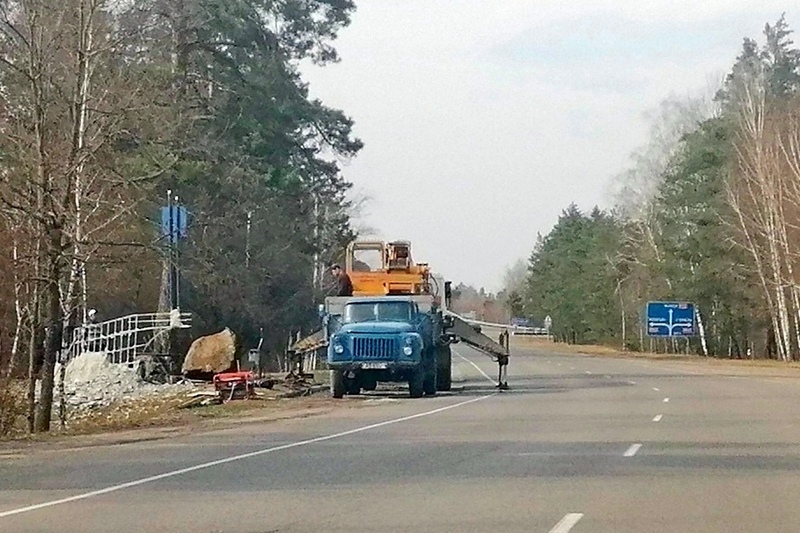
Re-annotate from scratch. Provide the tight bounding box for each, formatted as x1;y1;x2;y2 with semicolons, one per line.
328;361;419;372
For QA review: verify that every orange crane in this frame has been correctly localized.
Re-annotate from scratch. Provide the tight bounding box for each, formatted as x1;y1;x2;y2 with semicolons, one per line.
345;240;433;296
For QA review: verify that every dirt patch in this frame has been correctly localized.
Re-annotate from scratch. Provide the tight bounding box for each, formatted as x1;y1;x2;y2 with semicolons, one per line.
0;378;352;453
0;388;380;455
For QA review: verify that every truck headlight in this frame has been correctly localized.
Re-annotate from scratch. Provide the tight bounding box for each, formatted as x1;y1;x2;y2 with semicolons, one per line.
403;346;414;356
333;343;344;354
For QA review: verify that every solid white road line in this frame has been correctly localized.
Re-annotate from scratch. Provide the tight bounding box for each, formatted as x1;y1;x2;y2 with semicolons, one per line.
548;513;584;533
0;394;494;519
663;397;670;403
624;443;642;457
653;414;663;422
453;348;497;385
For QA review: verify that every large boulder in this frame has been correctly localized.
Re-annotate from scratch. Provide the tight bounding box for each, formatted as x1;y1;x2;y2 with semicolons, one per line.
182;328;236;375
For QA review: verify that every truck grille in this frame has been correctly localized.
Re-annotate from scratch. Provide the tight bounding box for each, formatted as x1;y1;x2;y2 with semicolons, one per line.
352;337;397;360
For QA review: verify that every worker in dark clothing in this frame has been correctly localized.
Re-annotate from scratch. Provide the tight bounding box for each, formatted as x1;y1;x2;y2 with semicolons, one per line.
330;263;353;296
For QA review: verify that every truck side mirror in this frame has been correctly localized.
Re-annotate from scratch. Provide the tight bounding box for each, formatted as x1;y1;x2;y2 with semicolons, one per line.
318;304;325;318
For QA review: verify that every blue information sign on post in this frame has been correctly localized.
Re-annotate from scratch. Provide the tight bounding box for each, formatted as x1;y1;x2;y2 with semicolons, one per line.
646;301;696;337
160;205;189;244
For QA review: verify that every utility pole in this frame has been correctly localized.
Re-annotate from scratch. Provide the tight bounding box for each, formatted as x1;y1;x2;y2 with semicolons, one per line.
166;190;181;311
246;210;252;268
175;193;181;310
167;190;175;310
312;192;320;291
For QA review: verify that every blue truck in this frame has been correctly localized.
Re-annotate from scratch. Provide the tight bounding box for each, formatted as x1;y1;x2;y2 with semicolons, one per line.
324;295;455;398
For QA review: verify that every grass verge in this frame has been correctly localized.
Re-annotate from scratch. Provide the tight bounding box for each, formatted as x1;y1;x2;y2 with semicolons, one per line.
514;336;800;377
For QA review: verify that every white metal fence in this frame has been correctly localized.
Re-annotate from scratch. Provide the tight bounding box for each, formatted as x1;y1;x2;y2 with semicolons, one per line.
63;311;192;366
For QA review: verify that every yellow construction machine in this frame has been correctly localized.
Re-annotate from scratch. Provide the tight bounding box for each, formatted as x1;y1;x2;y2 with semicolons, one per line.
346;240;432;296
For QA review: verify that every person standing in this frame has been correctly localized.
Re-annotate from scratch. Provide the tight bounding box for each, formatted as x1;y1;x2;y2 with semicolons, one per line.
330;263;353;296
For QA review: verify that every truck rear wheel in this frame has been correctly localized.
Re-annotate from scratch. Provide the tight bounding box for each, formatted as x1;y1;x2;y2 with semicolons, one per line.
331;370;346;399
423;360;437;397
436;346;452;391
408;369;424;398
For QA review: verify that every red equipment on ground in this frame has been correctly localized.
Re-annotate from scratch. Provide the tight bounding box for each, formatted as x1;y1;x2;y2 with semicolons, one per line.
213;371;255;401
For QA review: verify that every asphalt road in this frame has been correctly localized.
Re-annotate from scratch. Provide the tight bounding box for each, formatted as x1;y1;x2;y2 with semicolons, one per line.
4;342;800;532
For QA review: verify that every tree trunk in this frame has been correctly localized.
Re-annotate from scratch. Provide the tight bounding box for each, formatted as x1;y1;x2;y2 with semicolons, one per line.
696;306;709;357
63;0;96;329
34;230;65;433
26;288;42;435
7;239;24;377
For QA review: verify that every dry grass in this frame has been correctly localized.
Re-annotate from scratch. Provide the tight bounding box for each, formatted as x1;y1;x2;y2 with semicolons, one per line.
62;391;193;435
514;336;690;357
514;336;800;377
0;379;332;447
57;382;307;434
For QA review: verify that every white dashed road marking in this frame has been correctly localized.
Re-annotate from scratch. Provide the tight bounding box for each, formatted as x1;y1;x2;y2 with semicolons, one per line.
548;513;584;533
653;414;663;422
624;443;642;457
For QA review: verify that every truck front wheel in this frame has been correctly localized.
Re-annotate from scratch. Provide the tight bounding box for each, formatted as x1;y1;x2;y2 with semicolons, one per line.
408;369;424;398
331;369;346;399
346;379;361;395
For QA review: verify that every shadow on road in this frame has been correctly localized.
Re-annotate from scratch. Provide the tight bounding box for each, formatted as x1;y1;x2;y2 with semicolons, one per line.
338;371;678;400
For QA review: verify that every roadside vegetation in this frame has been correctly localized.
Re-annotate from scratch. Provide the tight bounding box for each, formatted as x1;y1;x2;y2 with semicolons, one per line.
517;16;800;360
0;0;360;434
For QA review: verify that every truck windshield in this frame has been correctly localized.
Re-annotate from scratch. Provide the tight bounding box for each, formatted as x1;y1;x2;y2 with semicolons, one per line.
343;301;412;323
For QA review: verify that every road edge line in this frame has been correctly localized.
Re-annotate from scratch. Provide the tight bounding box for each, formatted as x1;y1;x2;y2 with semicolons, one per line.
453;348;497;385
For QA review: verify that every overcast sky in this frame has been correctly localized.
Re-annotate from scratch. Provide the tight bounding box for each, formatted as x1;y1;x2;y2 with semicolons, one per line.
303;1;795;292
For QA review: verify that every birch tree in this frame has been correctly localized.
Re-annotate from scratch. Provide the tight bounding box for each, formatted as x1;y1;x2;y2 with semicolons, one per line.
0;0;171;431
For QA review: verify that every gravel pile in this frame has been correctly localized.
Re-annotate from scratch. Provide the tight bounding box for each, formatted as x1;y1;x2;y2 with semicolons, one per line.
55;352;194;414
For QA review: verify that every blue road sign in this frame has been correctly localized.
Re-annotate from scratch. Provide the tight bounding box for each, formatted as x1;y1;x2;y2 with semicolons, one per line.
646;302;695;337
160;205;189;243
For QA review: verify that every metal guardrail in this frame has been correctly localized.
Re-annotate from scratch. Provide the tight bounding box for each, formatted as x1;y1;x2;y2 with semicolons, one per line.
445;312;548;336
63;311;192;365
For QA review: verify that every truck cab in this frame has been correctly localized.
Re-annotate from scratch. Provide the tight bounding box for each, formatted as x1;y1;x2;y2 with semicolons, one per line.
326;296;437;398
